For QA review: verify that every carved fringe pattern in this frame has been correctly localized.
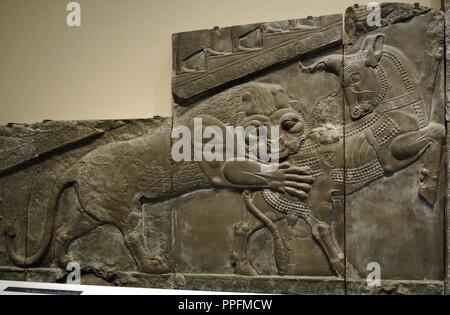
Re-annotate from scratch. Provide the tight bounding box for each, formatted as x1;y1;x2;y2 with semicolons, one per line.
373;64;388;106
378;90;422;112
296;106;313;135
331;160;384;185
290;153;324;178
345;110;398;142
383;51;427;128
344;112;385;137
296;140;320;153
261;189;311;218
370;115;400;147
384;51;416;93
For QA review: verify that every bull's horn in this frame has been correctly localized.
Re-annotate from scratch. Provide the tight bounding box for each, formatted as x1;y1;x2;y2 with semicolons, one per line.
299;55;343;76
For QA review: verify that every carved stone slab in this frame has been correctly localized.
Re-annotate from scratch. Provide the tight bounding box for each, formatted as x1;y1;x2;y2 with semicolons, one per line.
172;13;346;293
344;3;445;294
0;118;174;286
172;15;342;103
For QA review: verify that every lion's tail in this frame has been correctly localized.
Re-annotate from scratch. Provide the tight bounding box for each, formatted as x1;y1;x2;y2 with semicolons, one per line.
4;180;73;268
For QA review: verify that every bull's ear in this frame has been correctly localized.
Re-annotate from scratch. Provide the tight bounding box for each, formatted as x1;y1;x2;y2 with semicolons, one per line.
364;34;385;67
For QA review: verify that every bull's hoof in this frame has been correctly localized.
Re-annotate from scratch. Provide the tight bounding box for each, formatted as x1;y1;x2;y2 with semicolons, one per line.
345;262;361;279
140;256;170;274
232;259;259;276
56;253;73;270
330;258;346;279
426;123;445;142
419;187;437;207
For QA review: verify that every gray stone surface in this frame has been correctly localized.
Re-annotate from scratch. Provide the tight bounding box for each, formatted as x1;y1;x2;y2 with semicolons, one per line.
445;0;450;296
0;118;173;274
25;268;65;284
0;267;26;282
174;274;345;295
69;225;138;276
343;3;445;284
347;280;444;295
173;191;246;275
446;1;450;122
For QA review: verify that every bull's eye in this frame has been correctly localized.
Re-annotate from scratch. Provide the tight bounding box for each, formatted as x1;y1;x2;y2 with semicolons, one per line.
349;73;360;83
323;153;335;165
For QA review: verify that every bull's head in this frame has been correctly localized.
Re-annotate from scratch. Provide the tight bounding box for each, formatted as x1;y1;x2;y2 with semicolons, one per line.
300;34;385;120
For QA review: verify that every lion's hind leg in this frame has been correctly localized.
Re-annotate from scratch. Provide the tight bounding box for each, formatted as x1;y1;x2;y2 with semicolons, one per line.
114;211;170;274
54;185;101;270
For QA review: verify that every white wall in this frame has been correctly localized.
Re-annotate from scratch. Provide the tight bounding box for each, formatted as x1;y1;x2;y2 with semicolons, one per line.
0;0;441;124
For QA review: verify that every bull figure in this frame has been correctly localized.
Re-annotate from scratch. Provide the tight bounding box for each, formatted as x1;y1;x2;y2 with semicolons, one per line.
300;34;445;206
228;33;445;278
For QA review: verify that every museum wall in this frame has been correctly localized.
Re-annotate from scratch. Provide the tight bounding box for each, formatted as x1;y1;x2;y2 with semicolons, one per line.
0;0;441;125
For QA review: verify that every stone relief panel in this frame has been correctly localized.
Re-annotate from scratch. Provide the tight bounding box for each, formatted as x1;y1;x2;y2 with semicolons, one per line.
343;4;445;294
0;3;448;295
0;119;175;285
172;14;347;294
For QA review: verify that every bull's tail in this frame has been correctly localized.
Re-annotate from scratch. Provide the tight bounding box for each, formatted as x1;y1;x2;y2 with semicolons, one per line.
4;181;72;268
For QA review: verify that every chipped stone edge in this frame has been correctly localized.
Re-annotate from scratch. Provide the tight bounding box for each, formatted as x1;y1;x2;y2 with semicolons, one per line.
347;279;444;295
445;0;450;296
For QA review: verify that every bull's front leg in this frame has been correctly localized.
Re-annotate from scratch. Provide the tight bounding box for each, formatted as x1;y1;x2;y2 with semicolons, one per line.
305;216;345;278
391;123;445;206
366;123;445;206
418;138;444;207
230;221;259;276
